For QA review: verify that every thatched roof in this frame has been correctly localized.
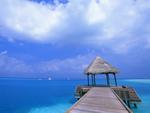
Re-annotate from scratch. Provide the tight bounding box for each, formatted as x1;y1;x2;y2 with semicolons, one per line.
85;56;118;75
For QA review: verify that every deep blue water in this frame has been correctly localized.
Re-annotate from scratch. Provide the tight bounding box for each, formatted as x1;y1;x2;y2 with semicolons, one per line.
0;79;149;113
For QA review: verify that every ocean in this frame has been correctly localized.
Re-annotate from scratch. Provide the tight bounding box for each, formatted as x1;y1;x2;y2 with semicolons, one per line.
0;79;149;113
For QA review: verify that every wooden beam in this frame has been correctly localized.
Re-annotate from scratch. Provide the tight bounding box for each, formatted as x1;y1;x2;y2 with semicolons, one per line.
106;73;110;86
113;73;117;86
91;75;93;86
94;74;96;86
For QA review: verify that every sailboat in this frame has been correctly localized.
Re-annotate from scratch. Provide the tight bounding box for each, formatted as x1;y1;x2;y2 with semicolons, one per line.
48;77;52;80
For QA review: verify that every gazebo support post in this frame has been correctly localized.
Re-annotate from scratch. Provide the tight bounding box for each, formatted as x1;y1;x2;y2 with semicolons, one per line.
87;74;90;86
92;74;95;86
106;73;110;86
91;75;93;86
113;73;117;86
94;74;96;86
93;75;95;86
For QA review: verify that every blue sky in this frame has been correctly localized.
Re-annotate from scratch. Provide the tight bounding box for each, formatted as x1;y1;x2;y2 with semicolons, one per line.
0;0;150;79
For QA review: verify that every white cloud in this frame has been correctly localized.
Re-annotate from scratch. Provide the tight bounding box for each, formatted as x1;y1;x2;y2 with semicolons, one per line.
0;53;33;74
0;51;95;77
0;0;65;42
0;0;150;53
37;54;94;73
0;50;8;55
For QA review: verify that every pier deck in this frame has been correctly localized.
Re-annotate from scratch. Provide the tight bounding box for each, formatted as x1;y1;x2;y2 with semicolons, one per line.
66;87;132;113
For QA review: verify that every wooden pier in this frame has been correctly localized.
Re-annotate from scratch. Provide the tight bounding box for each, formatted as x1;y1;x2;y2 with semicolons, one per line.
66;56;141;113
66;87;133;113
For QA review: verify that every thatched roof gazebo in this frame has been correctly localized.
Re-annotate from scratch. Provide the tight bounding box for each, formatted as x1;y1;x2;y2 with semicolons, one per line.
85;56;118;86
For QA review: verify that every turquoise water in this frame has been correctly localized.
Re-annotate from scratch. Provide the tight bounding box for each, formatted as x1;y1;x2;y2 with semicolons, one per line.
0;79;149;113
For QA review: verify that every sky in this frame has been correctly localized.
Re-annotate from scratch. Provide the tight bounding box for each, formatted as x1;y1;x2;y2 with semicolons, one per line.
0;0;150;79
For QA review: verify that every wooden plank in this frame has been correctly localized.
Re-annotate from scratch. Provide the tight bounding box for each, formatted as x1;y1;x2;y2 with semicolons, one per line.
66;87;133;113
112;87;142;103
